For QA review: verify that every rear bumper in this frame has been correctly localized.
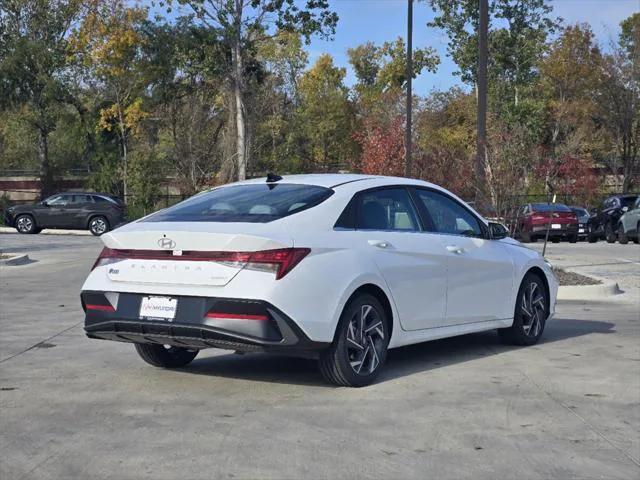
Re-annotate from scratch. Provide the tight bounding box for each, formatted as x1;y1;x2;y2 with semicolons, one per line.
530;224;578;237
81;291;329;356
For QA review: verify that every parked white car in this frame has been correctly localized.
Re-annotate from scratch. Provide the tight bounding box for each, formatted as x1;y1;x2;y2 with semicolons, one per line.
81;174;557;386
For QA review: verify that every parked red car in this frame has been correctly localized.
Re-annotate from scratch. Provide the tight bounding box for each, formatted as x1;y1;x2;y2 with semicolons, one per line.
516;203;579;243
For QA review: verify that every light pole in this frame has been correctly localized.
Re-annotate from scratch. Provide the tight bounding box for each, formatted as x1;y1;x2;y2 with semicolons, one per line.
405;0;413;177
476;0;489;209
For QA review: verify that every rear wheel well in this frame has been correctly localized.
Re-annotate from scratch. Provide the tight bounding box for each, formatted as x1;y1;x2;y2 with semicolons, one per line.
344;283;394;340
86;214;109;229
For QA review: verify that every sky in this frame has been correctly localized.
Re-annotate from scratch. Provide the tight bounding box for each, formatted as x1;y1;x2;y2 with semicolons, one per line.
307;0;640;94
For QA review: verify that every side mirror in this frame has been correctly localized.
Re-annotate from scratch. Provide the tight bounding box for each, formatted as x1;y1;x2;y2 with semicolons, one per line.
489;222;508;240
622;206;629;212
40;201;49;207
590;208;597;215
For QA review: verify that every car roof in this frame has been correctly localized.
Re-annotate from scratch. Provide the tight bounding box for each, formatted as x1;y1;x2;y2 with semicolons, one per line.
234;173;443;189
52;191;119;197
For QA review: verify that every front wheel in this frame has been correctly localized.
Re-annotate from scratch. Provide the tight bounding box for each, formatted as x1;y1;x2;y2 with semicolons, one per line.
618;229;629;245
499;273;548;346
89;216;110;236
15;214;38;234
134;344;198;368
319;294;390;387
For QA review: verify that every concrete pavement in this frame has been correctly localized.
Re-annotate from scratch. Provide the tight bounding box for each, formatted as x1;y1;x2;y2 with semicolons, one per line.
1;234;639;479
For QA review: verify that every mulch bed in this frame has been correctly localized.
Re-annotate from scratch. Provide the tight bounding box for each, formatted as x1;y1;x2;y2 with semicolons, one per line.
553;267;602;286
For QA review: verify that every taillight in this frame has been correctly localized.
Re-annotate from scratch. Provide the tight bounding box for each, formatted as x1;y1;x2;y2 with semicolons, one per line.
91;247;310;280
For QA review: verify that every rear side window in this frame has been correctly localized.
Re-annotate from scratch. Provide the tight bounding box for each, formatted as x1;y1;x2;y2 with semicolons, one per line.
356;189;420;231
144;184;333;223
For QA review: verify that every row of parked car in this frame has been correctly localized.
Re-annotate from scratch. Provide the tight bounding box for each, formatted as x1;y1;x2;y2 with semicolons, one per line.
513;194;640;244
3;190;639;245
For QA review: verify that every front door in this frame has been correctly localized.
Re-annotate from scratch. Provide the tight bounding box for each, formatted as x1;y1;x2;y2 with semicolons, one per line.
412;188;514;325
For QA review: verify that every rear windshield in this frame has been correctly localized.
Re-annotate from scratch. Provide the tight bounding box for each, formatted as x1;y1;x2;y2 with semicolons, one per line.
531;203;571;212
621;196;638;208
570;207;589;216
144;183;333;223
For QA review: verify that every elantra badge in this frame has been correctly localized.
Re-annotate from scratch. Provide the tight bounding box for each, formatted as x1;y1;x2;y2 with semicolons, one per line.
158;237;176;249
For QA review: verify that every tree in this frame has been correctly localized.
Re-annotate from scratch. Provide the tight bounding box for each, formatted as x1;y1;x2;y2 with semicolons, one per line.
0;0;81;197
173;0;338;181
70;0;150;199
426;0;558;103
297;54;354;171
353;116;405;177
596;14;640;192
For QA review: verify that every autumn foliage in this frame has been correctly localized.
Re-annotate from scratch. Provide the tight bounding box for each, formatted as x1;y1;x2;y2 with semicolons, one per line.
352;116;406;177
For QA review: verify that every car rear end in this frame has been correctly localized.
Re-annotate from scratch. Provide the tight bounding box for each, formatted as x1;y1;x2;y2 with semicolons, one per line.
81;182;335;356
527;204;578;241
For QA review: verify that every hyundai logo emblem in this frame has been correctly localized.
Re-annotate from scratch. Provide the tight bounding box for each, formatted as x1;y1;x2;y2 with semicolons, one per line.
158;237;176;249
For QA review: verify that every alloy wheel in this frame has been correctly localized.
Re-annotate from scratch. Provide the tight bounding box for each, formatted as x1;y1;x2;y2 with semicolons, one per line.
521;281;545;337
16;215;33;233
345;304;386;375
90;218;107;235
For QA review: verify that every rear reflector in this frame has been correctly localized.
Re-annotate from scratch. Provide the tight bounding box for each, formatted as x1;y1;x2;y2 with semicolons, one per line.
92;247;310;280
85;304;115;312
205;312;269;321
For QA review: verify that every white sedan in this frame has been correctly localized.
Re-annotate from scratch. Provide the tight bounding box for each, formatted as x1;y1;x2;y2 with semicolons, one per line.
81;174;557;386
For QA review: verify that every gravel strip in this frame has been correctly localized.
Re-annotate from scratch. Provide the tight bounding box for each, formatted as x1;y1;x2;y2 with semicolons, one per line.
553;267;602;286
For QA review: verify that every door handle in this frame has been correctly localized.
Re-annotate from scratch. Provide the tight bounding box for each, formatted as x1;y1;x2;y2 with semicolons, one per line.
446;245;465;254
368;240;391;249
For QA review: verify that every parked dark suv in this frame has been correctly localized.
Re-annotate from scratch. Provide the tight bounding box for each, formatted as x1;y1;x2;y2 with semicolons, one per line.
587;194;639;243
4;192;125;236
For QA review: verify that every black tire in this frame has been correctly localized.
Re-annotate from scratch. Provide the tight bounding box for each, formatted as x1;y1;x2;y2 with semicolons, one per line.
588;232;598;243
635;223;640;244
618;230;629;245
134;343;198;368
499;273;548;346
15;214;38;234
520;230;531;243
551;237;560;243
605;223;616;243
88;215;110;236
568;234;578;243
319;293;390;387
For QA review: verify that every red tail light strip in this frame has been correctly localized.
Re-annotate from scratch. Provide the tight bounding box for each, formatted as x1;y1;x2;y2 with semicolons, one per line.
92;247;310;280
205;312;269;321
86;304;115;312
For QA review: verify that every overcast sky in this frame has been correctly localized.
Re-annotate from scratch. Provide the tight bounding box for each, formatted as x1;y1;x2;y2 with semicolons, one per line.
307;0;639;94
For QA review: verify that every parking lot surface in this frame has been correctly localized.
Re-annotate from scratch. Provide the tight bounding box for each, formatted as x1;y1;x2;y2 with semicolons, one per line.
1;234;639;479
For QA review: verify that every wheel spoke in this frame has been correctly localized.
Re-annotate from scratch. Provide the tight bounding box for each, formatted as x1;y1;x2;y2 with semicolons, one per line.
347;337;365;350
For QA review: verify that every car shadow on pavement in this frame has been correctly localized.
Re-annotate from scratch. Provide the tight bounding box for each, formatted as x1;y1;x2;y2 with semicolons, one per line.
181;317;615;387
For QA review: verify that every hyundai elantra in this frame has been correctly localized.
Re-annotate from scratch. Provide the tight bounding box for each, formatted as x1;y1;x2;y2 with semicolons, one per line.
81;174;557;386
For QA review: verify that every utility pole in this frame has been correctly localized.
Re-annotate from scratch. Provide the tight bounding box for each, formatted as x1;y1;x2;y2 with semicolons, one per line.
405;0;413;177
476;0;489;209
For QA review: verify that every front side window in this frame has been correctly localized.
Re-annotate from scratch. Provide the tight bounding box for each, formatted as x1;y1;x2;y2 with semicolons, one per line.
144;183;333;223
415;189;483;237
356;188;420;231
46;195;70;206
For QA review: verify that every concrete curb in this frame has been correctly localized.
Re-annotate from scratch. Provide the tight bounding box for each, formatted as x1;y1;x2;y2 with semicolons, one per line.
557;280;623;301
0;254;31;266
0;226;91;236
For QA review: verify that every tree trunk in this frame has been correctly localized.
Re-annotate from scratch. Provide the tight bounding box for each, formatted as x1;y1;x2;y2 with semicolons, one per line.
38;126;53;199
232;0;246;181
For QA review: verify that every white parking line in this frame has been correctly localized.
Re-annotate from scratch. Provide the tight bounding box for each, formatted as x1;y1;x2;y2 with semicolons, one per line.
615;257;640;266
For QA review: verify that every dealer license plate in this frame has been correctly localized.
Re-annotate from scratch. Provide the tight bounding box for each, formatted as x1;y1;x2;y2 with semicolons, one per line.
139;296;177;320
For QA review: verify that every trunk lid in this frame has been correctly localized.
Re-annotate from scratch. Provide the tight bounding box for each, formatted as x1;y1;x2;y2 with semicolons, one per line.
100;221;292;287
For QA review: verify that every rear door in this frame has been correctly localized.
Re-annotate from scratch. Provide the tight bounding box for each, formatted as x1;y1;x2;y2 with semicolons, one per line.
345;187;448;331
411;188;514;325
